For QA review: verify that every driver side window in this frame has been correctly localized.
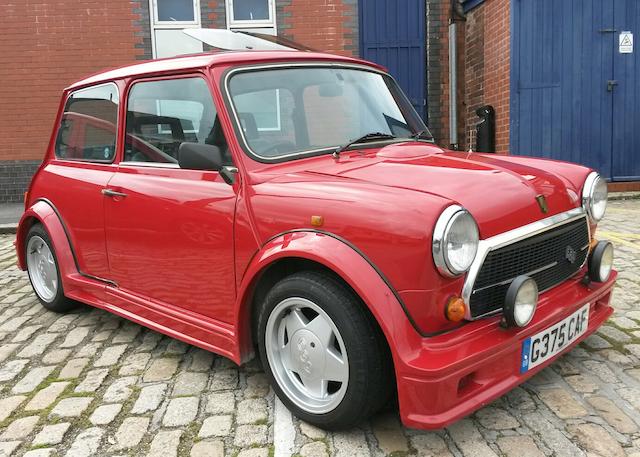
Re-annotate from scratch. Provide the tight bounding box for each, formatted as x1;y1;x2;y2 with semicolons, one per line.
124;77;232;165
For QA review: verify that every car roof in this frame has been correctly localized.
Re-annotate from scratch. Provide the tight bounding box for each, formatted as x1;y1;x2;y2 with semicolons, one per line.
67;50;385;90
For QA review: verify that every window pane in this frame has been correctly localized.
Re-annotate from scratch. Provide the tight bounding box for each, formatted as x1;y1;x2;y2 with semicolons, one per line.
232;0;270;21
234;89;280;130
157;0;195;21
228;68;423;159
55;84;118;161
124;77;231;165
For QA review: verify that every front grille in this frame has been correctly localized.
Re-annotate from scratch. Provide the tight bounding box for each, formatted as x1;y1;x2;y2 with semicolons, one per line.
469;217;590;318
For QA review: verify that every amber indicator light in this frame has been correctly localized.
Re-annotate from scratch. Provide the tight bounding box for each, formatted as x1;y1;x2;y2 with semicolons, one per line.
311;215;324;227
445;296;466;322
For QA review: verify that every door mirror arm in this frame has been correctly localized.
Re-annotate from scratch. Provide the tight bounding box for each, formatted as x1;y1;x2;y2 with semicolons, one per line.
220;166;238;185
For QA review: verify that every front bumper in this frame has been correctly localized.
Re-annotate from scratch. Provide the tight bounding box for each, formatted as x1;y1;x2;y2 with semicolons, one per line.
396;271;616;430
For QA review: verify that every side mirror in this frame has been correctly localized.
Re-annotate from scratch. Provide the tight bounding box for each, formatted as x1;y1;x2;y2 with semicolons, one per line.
178;142;223;171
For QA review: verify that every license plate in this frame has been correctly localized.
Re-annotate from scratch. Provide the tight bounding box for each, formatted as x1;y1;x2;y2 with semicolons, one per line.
520;304;590;373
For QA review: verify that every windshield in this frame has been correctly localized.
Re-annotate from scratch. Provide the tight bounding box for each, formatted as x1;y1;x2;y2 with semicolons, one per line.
226;66;430;160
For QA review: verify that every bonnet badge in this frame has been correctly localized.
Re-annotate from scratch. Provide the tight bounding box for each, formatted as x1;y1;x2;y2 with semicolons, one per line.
536;195;548;214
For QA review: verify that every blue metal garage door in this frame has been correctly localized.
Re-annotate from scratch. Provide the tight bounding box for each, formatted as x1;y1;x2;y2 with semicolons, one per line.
359;0;426;119
511;0;640;181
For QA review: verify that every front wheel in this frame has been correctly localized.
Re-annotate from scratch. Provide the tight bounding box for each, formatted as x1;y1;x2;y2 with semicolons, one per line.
257;271;393;429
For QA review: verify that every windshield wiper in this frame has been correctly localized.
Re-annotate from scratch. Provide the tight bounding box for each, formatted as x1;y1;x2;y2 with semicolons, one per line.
333;132;397;157
410;129;434;141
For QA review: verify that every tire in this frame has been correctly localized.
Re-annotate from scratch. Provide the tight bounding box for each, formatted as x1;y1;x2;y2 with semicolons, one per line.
257;271;393;429
25;224;78;313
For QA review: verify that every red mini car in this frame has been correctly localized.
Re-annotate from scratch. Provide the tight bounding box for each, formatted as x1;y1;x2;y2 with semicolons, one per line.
17;47;616;430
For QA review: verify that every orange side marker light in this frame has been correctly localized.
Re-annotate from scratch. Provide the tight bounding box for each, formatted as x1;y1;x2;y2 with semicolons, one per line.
445;296;467;322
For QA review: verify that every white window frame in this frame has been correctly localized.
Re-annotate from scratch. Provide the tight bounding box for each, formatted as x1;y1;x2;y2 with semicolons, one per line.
149;0;202;58
152;0;201;27
226;0;276;29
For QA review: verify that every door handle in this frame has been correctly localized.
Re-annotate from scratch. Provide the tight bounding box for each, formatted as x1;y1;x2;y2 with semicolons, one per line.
607;80;618;92
598;28;617;33
101;188;128;198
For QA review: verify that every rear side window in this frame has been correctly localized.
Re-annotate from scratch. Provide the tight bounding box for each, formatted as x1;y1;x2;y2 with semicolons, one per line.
123;77;230;165
54;83;119;162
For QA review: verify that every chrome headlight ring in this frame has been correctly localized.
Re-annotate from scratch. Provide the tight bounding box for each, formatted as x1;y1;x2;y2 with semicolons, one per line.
433;205;480;277
582;172;608;223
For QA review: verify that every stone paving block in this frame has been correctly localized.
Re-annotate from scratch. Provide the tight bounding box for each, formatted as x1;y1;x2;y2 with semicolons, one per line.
587;396;638;433
0;343;19;363
143;357;179;382
12;324;41;342
0;396;26;422
447;419;499;457
410;433;453;457
300;442;329;457
119;352;151;376
33;422;71;446
103;376;137;403
237;398;268;424
75;342;103;358
89;403;122;425
18;333;58;357
205;391;236;415
209;368;238;391
496;435;544;457
0;441;21;457
113;416;149;450
332;430;370;457
112;322;141;343
23;449;55;457
131;383;167;414
163;396;199;426
233;424;268;447
191;440;224;457
172;371;208;396
568;423;625;457
94;344;127;367
198;415;233;438
11;365;55;394
25;381;70;410
148;430;182;457
537;387;588;418
50;397;93;418
66;427;104;457
300;421;326;440
42;348;71;364
189;349;214;371
59;327;90;348
2;415;40;439
59;357;90;379
371;413;409;454
74;368;109;393
0;359;28;382
475;406;520;430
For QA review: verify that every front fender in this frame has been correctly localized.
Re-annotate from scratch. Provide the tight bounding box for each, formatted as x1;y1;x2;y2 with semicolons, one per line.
16;200;77;282
234;230;425;366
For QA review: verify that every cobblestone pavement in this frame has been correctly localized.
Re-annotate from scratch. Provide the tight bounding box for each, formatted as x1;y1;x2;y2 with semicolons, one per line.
0;199;639;457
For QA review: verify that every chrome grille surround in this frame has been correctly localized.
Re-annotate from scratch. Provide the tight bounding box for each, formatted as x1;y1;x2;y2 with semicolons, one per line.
462;207;590;320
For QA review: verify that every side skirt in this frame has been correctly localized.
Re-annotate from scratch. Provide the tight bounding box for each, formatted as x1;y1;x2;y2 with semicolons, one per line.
64;275;240;363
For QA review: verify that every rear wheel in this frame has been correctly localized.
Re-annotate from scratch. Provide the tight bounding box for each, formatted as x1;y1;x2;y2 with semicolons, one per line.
257;271;393;429
25;224;77;313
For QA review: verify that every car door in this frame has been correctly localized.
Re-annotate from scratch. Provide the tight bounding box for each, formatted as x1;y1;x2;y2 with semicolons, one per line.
36;83;120;279
103;75;238;322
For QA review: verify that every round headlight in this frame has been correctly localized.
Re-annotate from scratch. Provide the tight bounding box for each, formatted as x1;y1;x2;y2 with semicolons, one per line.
582;172;608;222
589;241;614;282
433;206;479;277
504;276;539;327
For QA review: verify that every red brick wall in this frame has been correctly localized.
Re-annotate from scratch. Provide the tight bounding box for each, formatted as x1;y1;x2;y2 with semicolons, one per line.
462;0;510;152
0;1;143;162
277;0;358;57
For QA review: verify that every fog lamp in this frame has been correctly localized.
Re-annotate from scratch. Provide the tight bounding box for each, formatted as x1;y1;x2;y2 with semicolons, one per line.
588;241;614;282
503;276;538;327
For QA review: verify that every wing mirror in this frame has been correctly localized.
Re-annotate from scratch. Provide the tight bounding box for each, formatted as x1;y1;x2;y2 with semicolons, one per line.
178;142;237;185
